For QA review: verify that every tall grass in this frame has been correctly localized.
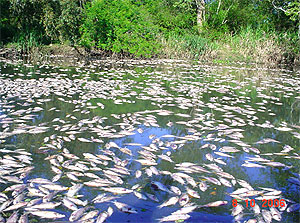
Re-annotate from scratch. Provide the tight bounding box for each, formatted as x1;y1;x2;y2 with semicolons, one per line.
13;32;40;54
160;27;298;66
225;27;284;64
160;33;218;60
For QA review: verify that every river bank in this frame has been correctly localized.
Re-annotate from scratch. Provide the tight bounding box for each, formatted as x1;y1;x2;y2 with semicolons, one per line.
1;29;300;69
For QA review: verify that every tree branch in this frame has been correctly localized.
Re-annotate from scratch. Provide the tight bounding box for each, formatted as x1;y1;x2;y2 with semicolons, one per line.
272;0;287;13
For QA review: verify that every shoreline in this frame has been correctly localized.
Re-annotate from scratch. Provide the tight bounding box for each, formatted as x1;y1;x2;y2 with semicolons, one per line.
0;44;299;70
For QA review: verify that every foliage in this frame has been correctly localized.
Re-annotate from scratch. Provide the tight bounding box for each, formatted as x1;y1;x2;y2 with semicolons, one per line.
0;0;299;62
286;2;300;22
144;0;197;35
80;0;160;57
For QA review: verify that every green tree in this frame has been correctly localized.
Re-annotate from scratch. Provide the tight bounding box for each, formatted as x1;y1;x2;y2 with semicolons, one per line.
80;0;160;57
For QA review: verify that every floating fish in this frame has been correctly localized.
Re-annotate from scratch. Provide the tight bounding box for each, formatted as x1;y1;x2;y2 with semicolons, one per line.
158;196;179;208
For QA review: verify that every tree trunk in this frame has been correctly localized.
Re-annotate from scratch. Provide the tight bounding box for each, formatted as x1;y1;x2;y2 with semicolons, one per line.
195;0;206;32
298;14;300;40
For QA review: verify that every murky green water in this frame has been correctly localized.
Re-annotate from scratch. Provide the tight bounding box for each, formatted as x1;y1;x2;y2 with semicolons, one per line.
0;59;299;222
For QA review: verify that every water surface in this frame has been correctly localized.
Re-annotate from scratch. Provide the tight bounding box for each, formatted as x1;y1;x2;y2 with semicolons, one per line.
0;59;299;222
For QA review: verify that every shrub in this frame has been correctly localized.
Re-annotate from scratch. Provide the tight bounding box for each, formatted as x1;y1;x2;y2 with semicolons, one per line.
80;0;160;57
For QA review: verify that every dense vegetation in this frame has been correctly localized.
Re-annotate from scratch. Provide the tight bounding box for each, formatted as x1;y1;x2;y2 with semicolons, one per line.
0;0;299;64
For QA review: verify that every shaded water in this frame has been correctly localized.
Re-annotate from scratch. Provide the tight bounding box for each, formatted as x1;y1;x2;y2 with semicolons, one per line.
0;58;299;222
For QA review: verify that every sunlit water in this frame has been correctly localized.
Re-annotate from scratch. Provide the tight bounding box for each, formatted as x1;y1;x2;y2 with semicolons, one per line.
0;58;299;222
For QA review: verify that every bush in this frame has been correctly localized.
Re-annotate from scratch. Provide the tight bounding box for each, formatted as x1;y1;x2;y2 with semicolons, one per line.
80;0;160;57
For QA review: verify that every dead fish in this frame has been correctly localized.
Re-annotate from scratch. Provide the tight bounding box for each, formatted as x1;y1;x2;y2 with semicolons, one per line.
101;187;133;194
43;191;58;203
262;161;285;167
201;176;221;185
199;182;208;192
107;206;113;216
219;146;240;153
157;154;174;163
135;170;142;178
252;203;260;215
158;214;190;222
30;211;65;219
67;197;88;206
263;190;282;196
3;201;28;211
7;211;19;223
239;190;264;197
205;153;214;161
18;213;28;223
262;209;272;223
171;205;198;215
270;207;281;221
158;196;179;208
113;201;137;214
66;172;80;182
135;159;157;166
27;198;43;207
214;151;234;158
232;203;244;216
67;184;83;197
133;191;147;200
41;184;68;191
219;177;232;187
146;193;159;202
242;162;266;168
151;181;171;193
231;188;249;195
96;211;109;223
80;210;99;221
69;206;90;222
200;201;228;208
170;186;181;195
93;194;118;203
150;166;159;175
51;172;62;182
186;187;200;198
287;203;300;212
145;168;153;177
63;197;78;211
237;179;253;190
171;174;185;185
29;202;61;210
179;194;190;206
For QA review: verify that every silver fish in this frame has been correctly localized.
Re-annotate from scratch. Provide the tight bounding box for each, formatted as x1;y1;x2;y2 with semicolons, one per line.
113;201;138;214
62;197;78;211
3;201;28;212
270;207;281;221
30;211;65;219
151;181;171;193
232;203;244;216
158;196;179;208
199;182;208;192
179;194;190;206
67;184;83;197
158;214;190;222
96;211;109;223
7;211;19;223
200;201;228;207
262;209;272;223
28;202;61;210
186;187;200;198
69;206;90;222
80;210;99;221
